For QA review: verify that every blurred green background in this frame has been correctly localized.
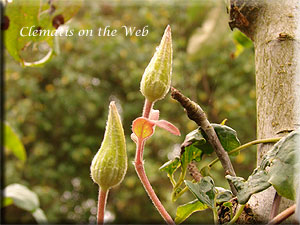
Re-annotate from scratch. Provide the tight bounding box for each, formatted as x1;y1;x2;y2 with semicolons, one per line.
4;0;256;223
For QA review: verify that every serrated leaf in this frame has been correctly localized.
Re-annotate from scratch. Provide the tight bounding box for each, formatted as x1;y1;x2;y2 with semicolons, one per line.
159;158;180;176
4;184;40;212
226;168;271;204
4;123;26;162
182;124;241;159
215;187;233;204
32;208;48;224
262;129;300;200
200;124;241;156
226;129;300;204
183;128;206;148
185;177;216;209
132;117;155;141
175;199;208;224
181;144;203;170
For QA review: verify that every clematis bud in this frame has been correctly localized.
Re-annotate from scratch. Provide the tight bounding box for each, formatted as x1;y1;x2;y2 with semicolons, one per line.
140;25;173;103
90;101;127;190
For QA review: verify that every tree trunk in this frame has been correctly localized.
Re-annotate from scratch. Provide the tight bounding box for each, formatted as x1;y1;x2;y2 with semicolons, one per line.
229;0;300;222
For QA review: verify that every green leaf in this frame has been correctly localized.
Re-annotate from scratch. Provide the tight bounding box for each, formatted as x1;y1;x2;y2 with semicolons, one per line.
182;124;241;159
181;144;203;170
226;129;300;203
175;199;208;224
232;30;253;58
4;123;26;162
159;158;180;176
200;124;241;156
261;129;300;200
32;208;48;224
4;0;82;66
185;177;216;209
4;183;40;212
226;167;271;204
183;128;206;148
215;187;233;204
2;197;13;207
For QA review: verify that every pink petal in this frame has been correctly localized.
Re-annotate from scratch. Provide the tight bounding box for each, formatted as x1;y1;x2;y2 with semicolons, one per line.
149;109;160;121
131;133;138;143
155;120;181;136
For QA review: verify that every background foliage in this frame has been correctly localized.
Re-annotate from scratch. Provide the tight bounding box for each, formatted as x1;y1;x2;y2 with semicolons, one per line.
4;0;256;223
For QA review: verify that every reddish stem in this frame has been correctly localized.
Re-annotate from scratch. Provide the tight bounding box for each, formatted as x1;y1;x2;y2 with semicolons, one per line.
142;99;153;118
134;139;175;225
97;188;108;225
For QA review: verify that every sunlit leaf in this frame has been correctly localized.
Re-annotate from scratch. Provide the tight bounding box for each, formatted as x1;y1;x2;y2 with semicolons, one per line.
32;208;48;224
4;0;82;66
175;199;208;224
4;123;26;162
2;197;13;207
4;183;40;211
181;144;203;170
159;158;180;176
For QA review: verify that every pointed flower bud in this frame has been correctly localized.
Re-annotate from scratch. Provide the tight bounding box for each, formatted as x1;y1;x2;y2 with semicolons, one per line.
90;101;127;190
140;25;173;103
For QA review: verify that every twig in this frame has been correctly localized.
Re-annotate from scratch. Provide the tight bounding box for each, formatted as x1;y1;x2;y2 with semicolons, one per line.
269;192;282;220
267;204;296;225
171;87;237;195
187;162;202;182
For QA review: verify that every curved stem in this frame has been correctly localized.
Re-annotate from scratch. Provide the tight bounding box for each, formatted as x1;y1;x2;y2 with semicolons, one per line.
135;139;175;225
97;188;109;225
167;174;176;187
228;204;245;225
213;208;219;224
208;138;281;168
171;167;187;201
143;99;153;118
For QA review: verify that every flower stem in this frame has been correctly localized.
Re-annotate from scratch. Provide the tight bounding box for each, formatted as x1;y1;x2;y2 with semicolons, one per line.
97;188;109;225
213;208;219;224
228;204;245;225
135;139;175;225
143;99;153;118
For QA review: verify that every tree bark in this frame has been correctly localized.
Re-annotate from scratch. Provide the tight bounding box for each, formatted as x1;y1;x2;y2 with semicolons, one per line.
229;0;300;223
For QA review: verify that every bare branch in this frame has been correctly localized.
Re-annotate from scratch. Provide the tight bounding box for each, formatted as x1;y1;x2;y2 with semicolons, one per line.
171;87;237;195
267;204;296;225
187;162;202;182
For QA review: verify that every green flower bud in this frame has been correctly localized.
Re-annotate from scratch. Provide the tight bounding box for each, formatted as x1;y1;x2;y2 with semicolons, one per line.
140;25;173;103
90;101;127;190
